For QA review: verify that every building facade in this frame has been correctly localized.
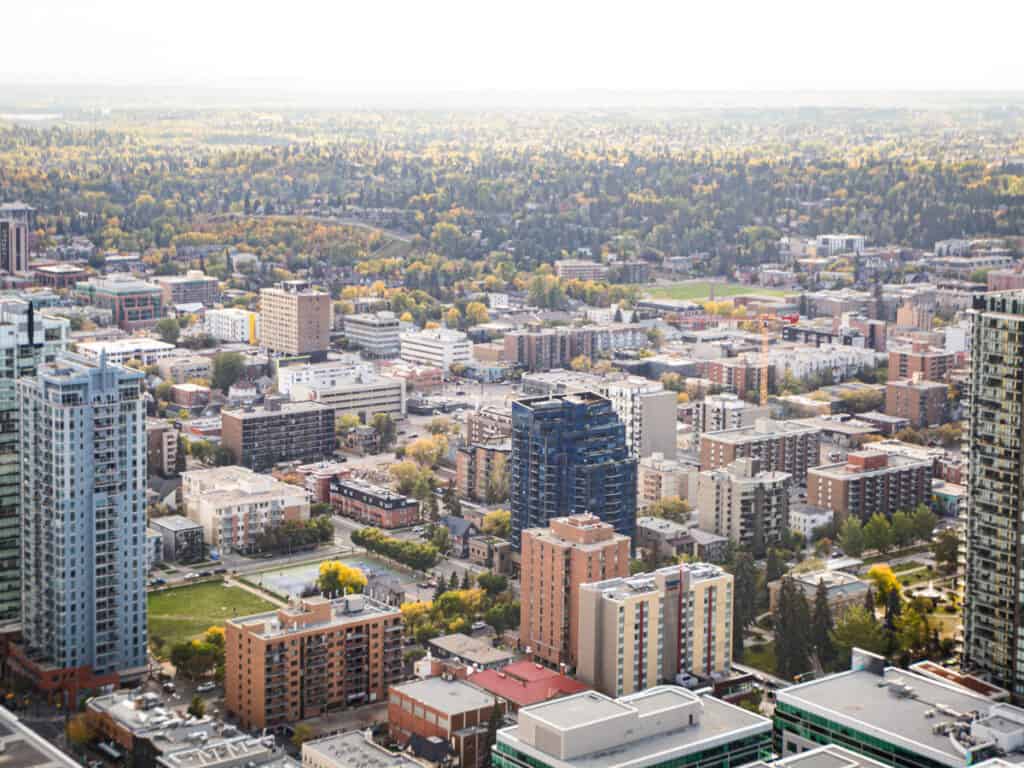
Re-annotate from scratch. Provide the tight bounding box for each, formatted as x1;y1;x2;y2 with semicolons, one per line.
699;418;821;485
225;595;403;729
151;270;219;306
148;515;205;563
75;275;164;331
806;451;932;522
14;354;148;697
885;377;948;428
577;563;733;696
260;281;332;357
511;393;637;548
330;477;420;528
343;311;401;359
400;328;472;372
221;400;336;471
692;393;769;436
466;405;513;444
145;419;179;477
205;307;260;344
888;341;956;382
291;373;405;423
638;452;692;508
456;440;511;502
696;458;790;551
519;514;631;668
605;378;679;459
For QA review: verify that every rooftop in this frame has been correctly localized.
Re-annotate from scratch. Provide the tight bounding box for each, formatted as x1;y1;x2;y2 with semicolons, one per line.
469;661;589;708
777;666;1013;768
229;595;399;639
391;677;497;716
809;451;932;480
0;705;78;766
429;632;517;667
78;337;176;354
702;418;820;444
302;731;425;768
149;514;203;533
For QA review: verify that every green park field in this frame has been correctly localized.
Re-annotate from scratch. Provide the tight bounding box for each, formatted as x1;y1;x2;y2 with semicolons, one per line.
644;281;792;301
148;581;278;650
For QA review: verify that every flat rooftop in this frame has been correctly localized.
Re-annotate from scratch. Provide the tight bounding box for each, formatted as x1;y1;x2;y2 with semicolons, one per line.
0;705;78;766
391;677;496;716
778;667;997;767
429;632;516;666
303;731;423;768
149;514;202;532
745;745;893;768
703;418;820;444
810;451;932;480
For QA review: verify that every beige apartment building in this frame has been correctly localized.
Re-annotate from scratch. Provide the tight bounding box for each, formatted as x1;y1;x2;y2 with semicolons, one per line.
638;452;693;508
577;563;733;696
182;465;310;553
699;418;821;484
225;594;403;730
696;457;790;551
519;514;631;667
260;280;331;357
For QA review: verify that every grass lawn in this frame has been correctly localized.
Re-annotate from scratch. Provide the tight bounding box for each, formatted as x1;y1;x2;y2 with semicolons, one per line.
644;281;792;301
743;640;778;675
926;611;961;640
148;581;278;651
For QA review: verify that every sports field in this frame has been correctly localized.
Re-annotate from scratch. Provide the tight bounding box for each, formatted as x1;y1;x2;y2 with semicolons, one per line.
644;281;791;301
148;580;278;649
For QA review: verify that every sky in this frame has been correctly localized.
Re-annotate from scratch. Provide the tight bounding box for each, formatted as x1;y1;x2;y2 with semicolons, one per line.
6;0;1024;93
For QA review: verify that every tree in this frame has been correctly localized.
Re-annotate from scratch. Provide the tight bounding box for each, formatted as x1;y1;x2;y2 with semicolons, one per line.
831;606;887;664
431;525;452;555
811;580;837;670
424;493;440;522
765;548;785;583
211;351;245;393
67;714;95;752
477;572;508;599
863;587;877;619
449;571;460;591
466;301;490;326
485;453;510;504
838;517;865;557
774;576;811;680
155;317;181;344
731;551;758;659
867;564;901;602
444;307;461;327
862;513;892;554
292;724;314;748
895;606;930;656
318;561;368;595
372;413;397;449
891;511;914;548
188;695;206;718
482;509;511;538
911;505;938;542
570;355;592;372
442;484;462;518
645;497;691;523
933;529;959;572
408;435;448;467
461;570;472;589
339;413;361;431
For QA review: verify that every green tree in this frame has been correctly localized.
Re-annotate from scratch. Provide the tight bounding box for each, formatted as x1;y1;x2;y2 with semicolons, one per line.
188;695;206;718
933;529;959;572
481;509;511;538
155;317;181;344
211;351;245;393
442;484;462;518
774;576;811;680
838;517;865;557
811;580;837;670
862;513;892;554
911;505;938;542
645;497;691;523
895;606;930;656
731;551;758;660
831;606;887;665
477;572;508;599
372;413;397;449
891;511;914;548
765;548;785;583
292;724;314;748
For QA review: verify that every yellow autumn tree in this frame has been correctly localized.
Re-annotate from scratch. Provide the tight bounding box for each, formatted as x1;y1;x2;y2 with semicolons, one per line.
317;561;367;595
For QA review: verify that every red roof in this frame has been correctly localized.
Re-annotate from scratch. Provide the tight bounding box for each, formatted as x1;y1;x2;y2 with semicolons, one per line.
469;661;588;708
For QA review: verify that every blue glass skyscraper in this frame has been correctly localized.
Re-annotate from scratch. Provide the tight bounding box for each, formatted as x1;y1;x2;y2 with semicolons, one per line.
510;392;637;549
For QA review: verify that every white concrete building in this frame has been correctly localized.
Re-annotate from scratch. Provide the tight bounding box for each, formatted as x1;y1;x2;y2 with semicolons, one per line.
605;378;678;459
789;506;834;539
697;457;791;549
343;311;401;359
205;307;260;344
692;392;769;436
400;327;471;372
182;466;310;553
816;234;865;256
768;344;879;383
291;372;406;422
276;358;375;396
76;338;176;366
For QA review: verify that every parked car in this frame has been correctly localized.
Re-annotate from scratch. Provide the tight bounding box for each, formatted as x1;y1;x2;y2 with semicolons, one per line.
198;571;212;577
184;573;200;580
196;682;216;693
163;682;176;694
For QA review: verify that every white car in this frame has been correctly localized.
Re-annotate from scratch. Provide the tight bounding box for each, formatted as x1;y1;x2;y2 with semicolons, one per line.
196;682;217;693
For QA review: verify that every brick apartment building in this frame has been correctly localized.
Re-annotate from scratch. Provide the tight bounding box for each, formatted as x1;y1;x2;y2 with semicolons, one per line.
519;514;631;668
388;677;504;768
465;405;513;444
705;358;772;399
225;595;403;730
330;477;420;528
260;280;332;358
699;418;821;484
806;450;932;521
456;440;511;502
221;399;336;471
888;341;956;382
151;270;219;306
885;377;948;428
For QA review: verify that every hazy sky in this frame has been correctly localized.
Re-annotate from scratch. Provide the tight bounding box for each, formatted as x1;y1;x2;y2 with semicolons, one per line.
8;0;1024;92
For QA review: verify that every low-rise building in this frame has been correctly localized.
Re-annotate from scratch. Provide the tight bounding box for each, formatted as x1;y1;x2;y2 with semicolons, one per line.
379;360;445;394
170;381;209;407
183;466;310;553
775;653;1024;768
635;517;728;563
493;686;772;768
75;275;164;330
638;452;692;507
0;704;78;766
148;514;205;563
554;259;609;281
468;536;513;574
389;677;504;768
225;595;403;729
146;419;179;477
77;337;176;366
292;373;406;423
789;505;834;539
466;405;513;443
276;358;374;395
767;569;868;617
205;307;260;344
807;450;932;521
157;354;212;383
330;477;419;528
33;262;87;289
401;327;472;372
691;392;769;436
469;660;588;713
577;564;734;695
303;731;426;768
221;399;336;471
427;632;517;670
